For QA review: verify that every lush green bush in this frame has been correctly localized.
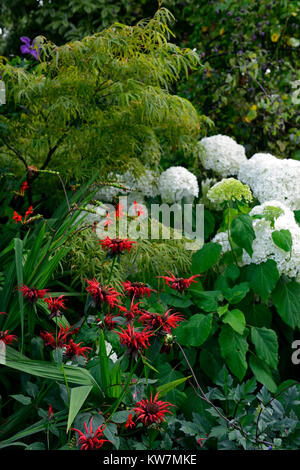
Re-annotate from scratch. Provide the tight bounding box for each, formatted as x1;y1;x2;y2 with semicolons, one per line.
1;4;300;453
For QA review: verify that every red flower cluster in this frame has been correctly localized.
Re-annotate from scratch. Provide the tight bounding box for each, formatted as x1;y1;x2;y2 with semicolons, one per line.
18;284;48;304
98;313;119;330
86;279;121;310
0;330;17;345
72;418;109;450
122;281;155;299
44;295;66;319
65;339;92;360
134;393;175;426
99;237;136;257
158;272;201;294
117;324;154;358
40;325;91;360
13;206;34;225
139;309;184;334
118;298;144;322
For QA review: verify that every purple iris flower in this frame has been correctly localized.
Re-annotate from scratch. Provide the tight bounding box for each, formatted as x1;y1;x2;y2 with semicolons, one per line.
20;36;41;60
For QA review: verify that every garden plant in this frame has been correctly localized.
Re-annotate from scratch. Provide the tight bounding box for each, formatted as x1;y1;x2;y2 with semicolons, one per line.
0;1;300;453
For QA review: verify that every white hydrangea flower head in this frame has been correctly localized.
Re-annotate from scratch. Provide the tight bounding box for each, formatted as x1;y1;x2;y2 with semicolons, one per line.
238;153;300;210
198;134;247;176
213;200;300;278
159;166;199;203
95;169;159;201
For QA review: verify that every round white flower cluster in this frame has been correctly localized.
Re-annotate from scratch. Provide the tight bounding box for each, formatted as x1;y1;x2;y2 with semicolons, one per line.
95;169;159;202
198;135;247;177
213;200;300;278
238;153;300;210
158;166;199;203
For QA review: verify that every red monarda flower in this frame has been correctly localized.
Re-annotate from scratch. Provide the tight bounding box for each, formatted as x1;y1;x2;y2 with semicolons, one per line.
125;413;136;429
139;309;184;334
0;330;17;345
122;281;155;299
18;284;48;304
134;393;175;426
72;418;109;450
65;339;92;360
98;313;119;330
40;326;72;349
99;237;136;257
158;272;201;294
0;312;8;316
44;295;66;319
117;324;154;357
118;298;144;322
85;279;121;310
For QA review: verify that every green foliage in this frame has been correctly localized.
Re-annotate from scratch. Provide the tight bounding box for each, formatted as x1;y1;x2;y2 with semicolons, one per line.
0;8;206;183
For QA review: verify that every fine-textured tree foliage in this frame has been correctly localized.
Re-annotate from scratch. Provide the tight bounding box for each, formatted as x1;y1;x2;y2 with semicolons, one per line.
0;8;208;182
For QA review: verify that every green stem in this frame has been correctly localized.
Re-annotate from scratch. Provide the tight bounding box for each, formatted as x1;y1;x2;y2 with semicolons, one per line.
108;256;117;284
106;356;141;421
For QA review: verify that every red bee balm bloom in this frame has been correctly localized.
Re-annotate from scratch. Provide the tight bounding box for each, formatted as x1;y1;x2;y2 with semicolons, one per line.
44;295;66;319
125;413;136;429
98;314;119;330
18;284;48;304
117;324;153;357
118;298;144;322
158;272;201;294
134;393;175;426
65;339;92;360
139;309;184;334
86;279;121;310
40;326;72;349
122;281;155;299
99;237;136;257
0;330;17;345
72;418;109;450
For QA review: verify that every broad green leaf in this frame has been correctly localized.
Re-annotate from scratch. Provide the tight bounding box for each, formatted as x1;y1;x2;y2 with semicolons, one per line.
250;327;278;369
231;214;255;256
10;394;31;405
67;385;93;431
111;410;131;424
218;325;248;381
2;346;101;390
157;376;191;397
190;290;221;312
245;260;279;301
244;304;272;328
224;264;240;281
222;309;246;335
222;282;250;304
176;314;212;347
272;229;293;252
272;280;300;329
249;356;277;393
160;293;193;308
191;242;222;274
